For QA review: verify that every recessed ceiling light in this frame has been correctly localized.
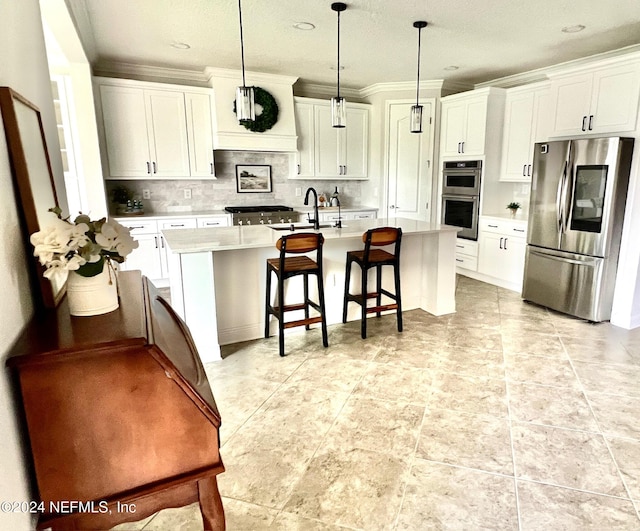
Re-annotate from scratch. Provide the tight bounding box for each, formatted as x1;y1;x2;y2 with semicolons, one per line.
444;65;459;71
171;41;191;50
561;24;586;33
293;22;316;30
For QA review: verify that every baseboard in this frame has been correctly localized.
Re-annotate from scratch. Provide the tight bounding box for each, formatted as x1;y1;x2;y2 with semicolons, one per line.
456;268;522;293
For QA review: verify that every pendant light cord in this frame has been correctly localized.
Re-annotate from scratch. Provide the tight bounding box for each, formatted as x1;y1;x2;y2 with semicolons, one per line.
337;9;341;99
238;0;247;87
415;25;422;106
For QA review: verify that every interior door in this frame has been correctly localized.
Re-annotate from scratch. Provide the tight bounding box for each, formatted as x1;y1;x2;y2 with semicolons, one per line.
386;101;433;220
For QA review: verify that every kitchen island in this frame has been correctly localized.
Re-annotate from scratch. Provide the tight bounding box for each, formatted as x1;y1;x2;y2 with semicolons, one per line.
163;218;460;361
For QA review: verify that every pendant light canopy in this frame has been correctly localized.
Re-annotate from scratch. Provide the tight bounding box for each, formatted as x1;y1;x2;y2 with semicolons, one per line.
236;0;255;123
410;21;428;133
331;2;347;128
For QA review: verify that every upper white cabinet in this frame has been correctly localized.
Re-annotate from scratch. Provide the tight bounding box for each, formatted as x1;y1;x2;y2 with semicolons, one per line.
185;92;216;178
440;88;505;158
293;97;370;179
548;60;640;137
95;78;216;180
500;83;551;182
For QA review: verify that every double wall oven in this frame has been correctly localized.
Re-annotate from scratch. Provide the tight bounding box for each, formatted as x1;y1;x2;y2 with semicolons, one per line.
441;160;482;240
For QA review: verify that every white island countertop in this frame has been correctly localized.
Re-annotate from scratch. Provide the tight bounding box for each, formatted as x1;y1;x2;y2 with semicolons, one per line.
162;217;459;362
162;217;460;254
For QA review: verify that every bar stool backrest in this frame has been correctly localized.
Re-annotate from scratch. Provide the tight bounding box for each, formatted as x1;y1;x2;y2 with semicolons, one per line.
362;227;402;262
276;233;324;254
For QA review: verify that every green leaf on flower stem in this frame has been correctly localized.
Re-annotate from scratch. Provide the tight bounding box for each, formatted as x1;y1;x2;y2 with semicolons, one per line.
75;256;105;277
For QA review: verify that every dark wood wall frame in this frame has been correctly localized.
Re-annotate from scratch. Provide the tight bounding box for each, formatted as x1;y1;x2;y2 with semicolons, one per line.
0;86;64;309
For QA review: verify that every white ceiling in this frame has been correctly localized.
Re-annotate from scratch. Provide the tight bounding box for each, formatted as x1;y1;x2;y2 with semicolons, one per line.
67;0;640;88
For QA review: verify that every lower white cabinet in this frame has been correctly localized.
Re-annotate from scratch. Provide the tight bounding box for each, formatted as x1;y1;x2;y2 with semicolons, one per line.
117;215;230;283
318;209;377;223
477;217;527;289
455;238;478;271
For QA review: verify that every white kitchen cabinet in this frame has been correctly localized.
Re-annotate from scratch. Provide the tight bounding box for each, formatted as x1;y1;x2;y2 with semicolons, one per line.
293;97;370;179
99;85;190;178
500;83;551;182
549;60;640;137
116;219;164;281
477;217;527;289
185;92;216;178
196;215;231;228
440;88;505;158
454;238;478;272
318;209;377;223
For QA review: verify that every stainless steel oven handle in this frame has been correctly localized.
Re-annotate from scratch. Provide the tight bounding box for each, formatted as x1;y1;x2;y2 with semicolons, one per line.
442;194;477;201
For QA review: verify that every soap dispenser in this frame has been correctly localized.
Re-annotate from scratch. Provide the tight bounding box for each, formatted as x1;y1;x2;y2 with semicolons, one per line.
330;186;340;207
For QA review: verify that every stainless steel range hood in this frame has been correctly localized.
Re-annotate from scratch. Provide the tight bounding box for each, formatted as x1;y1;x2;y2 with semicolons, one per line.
206;68;298;152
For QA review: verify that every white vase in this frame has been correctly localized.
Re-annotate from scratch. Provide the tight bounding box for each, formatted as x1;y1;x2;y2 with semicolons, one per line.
66;266;119;317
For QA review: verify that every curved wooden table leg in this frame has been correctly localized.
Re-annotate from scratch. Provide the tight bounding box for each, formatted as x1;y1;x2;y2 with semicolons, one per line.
198;476;225;531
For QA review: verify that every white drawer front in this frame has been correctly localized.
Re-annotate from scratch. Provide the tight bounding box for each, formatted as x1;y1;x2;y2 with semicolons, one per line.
455;238;478;257
116;219;158;235
159;218;197;230
351;211;376;219
479;217;527;236
455;253;478;271
197;216;230;228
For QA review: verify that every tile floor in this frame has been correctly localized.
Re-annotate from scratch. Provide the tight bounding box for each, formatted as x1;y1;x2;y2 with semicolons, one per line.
114;276;640;530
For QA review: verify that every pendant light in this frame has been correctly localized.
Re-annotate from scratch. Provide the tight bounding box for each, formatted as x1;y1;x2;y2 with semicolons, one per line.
236;0;255;123
410;21;428;133
331;2;347;128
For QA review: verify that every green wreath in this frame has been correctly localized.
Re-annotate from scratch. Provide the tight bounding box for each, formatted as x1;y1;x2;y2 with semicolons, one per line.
233;86;279;133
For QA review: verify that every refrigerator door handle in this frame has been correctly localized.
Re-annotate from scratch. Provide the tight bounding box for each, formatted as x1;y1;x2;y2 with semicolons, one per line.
557;160;567;233
529;250;597;267
562;141;575;233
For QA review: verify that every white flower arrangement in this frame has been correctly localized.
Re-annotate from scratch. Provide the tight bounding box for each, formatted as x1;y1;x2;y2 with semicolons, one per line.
30;208;139;280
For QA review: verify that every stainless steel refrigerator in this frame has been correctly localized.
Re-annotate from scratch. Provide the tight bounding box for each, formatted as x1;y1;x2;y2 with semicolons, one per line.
522;137;634;322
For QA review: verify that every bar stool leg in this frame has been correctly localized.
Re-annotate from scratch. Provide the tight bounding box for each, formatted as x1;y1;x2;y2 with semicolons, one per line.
303;274;310;330
342;257;352;324
394;262;403;332
317;271;328;347
361;266;368;339
376;264;382;317
278;273;285;357
264;267;272;338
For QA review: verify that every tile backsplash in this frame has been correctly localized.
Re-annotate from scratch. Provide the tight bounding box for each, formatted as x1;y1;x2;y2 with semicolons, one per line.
105;150;365;215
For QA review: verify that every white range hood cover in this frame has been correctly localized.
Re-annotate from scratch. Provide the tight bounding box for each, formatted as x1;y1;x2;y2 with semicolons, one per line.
206;68;298;152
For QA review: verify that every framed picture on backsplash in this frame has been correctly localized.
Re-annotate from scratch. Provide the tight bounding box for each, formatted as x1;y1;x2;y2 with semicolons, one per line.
236;164;272;193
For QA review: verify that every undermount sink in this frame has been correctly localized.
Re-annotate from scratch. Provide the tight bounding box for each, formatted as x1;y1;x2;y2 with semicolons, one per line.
268;223;337;231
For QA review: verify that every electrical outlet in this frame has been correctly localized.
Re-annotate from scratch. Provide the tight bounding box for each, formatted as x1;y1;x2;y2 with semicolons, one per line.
184;189;192;199
142;189;151;199
295;187;302;197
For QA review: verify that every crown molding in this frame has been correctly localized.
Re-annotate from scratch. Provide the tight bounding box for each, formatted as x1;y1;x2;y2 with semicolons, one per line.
205;67;298;86
293;82;362;100
475;43;640;89
93;61;209;85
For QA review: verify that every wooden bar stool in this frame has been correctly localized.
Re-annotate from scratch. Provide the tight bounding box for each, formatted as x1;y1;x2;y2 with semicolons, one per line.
342;227;403;339
265;232;328;357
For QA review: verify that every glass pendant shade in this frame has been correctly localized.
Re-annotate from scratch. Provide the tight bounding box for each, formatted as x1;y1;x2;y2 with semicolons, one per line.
410;104;423;133
236;85;255;123
331;96;346;128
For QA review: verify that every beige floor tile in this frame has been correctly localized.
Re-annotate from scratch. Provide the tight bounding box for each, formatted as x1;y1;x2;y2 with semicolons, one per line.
283;448;407;530
508;382;599;432
270;511;351;530
504;353;580;389
435;346;505;379
322;396;423;460
219;498;278;530
517;481;639;530
499;315;558;336
417;408;513;474
285;356;371;394
608;437;640;501
501;332;567;359
588;392;640;440
512;422;627;496
396;460;518;530
138;503;202;531
445;327;503;351
352;363;434;404
373;335;443;369
217;384;349;508
561;336;638;366
444;310;502;330
428;372;508;418
573;361;640;398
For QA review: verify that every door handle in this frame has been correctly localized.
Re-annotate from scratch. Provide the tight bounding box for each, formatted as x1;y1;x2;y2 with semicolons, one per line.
154;236;158;248
152;161;157;173
461;141;465;153
504;237;508;250
523;164;527;177
527;164;532;176
457;142;461;154
581;116;587;132
499;237;503;249
297;164;301;175
588;115;593;131
147;162;151;174
210;162;214;174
